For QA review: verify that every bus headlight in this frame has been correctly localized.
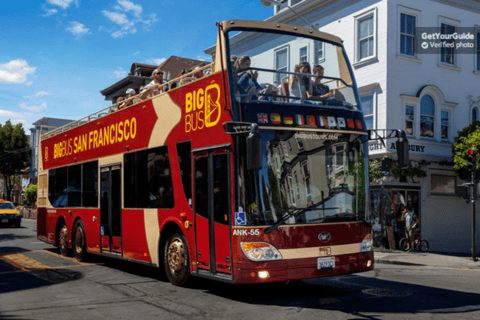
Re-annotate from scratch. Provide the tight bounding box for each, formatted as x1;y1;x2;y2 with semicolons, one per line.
241;242;283;261
359;234;372;252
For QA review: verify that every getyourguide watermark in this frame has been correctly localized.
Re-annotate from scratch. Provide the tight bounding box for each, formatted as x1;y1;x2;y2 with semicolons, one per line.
416;27;478;53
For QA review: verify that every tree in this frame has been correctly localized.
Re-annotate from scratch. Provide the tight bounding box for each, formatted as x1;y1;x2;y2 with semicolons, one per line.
23;184;37;206
452;120;480;182
0;121;30;201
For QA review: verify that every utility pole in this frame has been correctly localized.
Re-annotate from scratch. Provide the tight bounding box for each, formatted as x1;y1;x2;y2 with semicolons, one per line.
467;148;477;261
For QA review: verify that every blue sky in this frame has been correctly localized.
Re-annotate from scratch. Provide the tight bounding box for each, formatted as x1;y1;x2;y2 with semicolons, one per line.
0;0;272;131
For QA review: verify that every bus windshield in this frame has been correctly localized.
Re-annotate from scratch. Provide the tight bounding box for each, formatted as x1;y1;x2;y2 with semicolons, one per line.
237;130;367;226
226;28;359;110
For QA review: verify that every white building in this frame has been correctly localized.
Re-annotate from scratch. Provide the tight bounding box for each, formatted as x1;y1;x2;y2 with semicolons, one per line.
229;0;480;254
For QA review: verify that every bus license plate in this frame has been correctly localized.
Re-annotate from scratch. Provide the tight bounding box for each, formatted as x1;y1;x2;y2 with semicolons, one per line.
317;257;335;269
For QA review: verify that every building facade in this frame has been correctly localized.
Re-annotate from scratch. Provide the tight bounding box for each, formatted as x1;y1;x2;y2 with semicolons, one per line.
230;0;480;254
29;117;74;184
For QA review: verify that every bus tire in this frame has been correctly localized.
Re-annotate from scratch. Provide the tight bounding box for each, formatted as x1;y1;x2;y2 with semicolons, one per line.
58;222;71;257
164;233;190;286
73;220;87;262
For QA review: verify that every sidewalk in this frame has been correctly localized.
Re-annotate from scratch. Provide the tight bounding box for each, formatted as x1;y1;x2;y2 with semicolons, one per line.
374;248;480;269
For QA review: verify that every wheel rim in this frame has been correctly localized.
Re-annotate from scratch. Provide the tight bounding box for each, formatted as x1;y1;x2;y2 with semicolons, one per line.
75;227;84;254
59;225;68;254
167;238;186;274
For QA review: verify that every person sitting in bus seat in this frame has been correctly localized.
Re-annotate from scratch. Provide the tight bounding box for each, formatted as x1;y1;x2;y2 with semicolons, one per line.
121;88;136;108
289;61;313;101
306;64;334;100
235;55;261;100
193;66;204;79
140;69;164;100
112;96;123;112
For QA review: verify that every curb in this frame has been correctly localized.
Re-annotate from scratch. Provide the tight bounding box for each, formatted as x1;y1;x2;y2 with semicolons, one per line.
374;259;424;267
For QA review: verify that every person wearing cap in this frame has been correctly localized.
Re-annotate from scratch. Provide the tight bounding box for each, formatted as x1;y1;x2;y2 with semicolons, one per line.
121;88;137;108
140;68;165;100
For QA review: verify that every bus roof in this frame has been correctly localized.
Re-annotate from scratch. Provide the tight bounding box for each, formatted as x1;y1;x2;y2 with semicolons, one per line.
220;19;343;46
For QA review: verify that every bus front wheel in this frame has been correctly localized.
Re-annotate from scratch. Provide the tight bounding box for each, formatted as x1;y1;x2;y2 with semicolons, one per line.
164;233;190;286
73;220;87;262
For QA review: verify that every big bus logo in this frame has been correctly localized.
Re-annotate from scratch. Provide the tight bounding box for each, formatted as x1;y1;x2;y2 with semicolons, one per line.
185;83;221;132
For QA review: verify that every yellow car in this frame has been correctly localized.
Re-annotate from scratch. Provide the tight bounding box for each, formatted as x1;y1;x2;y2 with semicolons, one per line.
0;200;22;228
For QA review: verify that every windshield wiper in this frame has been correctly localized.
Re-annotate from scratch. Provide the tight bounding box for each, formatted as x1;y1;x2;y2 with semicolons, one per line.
264;207;339;234
310;213;372;226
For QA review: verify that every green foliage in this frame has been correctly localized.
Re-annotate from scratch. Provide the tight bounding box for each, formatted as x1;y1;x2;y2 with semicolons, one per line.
452;120;480;181
0;120;31;201
23;184;37;205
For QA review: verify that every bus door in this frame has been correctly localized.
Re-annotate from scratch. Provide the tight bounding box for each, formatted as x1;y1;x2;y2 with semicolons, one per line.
100;164;122;254
194;146;232;277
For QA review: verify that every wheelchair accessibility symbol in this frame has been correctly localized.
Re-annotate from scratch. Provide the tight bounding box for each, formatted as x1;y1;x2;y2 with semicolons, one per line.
235;212;246;226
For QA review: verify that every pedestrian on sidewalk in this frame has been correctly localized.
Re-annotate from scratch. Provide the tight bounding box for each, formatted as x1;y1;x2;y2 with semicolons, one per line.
401;205;419;251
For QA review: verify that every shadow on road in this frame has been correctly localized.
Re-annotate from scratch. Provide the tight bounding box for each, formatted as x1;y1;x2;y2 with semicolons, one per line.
194;274;480;316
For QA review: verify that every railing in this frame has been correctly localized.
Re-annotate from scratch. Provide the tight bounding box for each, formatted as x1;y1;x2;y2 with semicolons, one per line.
41;62;214;141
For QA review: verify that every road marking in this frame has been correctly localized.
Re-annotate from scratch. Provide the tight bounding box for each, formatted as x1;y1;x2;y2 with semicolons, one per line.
0;253;50;271
0;250;99;275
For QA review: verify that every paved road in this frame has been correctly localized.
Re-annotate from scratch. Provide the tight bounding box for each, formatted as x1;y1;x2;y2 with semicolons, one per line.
1;220;480;319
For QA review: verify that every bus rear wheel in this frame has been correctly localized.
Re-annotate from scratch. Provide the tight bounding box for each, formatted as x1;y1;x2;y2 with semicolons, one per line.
58;223;71;257
164;233;190;286
73;220;87;262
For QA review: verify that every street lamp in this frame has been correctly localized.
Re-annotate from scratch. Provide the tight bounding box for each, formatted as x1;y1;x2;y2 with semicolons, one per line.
260;0;317;29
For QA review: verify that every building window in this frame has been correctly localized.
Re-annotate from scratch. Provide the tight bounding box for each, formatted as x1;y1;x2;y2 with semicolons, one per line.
430;174;456;195
400;13;415;56
317;41;324;63
361;94;374;129
420;95;435;138
440;23;455;65
473;107;478;122
299;46;308;62
357;14;375;60
275;47;288;84
406;105;414;136
441;111;449;140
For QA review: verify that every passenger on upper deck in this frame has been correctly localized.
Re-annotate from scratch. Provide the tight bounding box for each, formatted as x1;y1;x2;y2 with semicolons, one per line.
306;65;334;100
234;55;260;98
289;61;313;101
140;68;164;100
122;88;137;108
193;66;204;79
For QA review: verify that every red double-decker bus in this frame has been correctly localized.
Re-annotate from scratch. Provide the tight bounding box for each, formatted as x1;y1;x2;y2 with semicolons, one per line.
37;20;392;286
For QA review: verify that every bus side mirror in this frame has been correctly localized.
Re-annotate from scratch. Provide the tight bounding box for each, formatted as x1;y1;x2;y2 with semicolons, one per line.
396;130;409;168
246;123;263;170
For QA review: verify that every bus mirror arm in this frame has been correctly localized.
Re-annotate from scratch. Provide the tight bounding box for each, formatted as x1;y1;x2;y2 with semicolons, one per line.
367;129;410;168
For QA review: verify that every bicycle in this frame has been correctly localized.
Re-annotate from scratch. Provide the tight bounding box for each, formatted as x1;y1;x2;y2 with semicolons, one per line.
399;229;429;252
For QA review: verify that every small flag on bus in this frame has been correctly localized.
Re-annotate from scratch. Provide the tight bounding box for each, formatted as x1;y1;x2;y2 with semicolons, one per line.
257;113;268;124
295;115;305;125
271;113;281;124
327;116;337;127
284;116;293;125
307;115;316;126
337;118;346;128
347;118;355;128
317;116;327;127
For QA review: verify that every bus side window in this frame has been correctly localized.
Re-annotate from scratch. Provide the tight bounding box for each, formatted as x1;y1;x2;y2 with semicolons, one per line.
176;141;192;208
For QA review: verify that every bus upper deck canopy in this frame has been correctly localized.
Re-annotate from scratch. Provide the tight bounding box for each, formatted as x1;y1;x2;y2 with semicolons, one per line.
220;19;343;46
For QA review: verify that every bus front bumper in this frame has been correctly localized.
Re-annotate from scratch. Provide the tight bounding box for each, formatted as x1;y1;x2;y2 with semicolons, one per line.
233;251;374;284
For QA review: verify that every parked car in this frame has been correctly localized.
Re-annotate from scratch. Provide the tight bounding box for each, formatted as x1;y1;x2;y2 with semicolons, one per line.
0;200;22;228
